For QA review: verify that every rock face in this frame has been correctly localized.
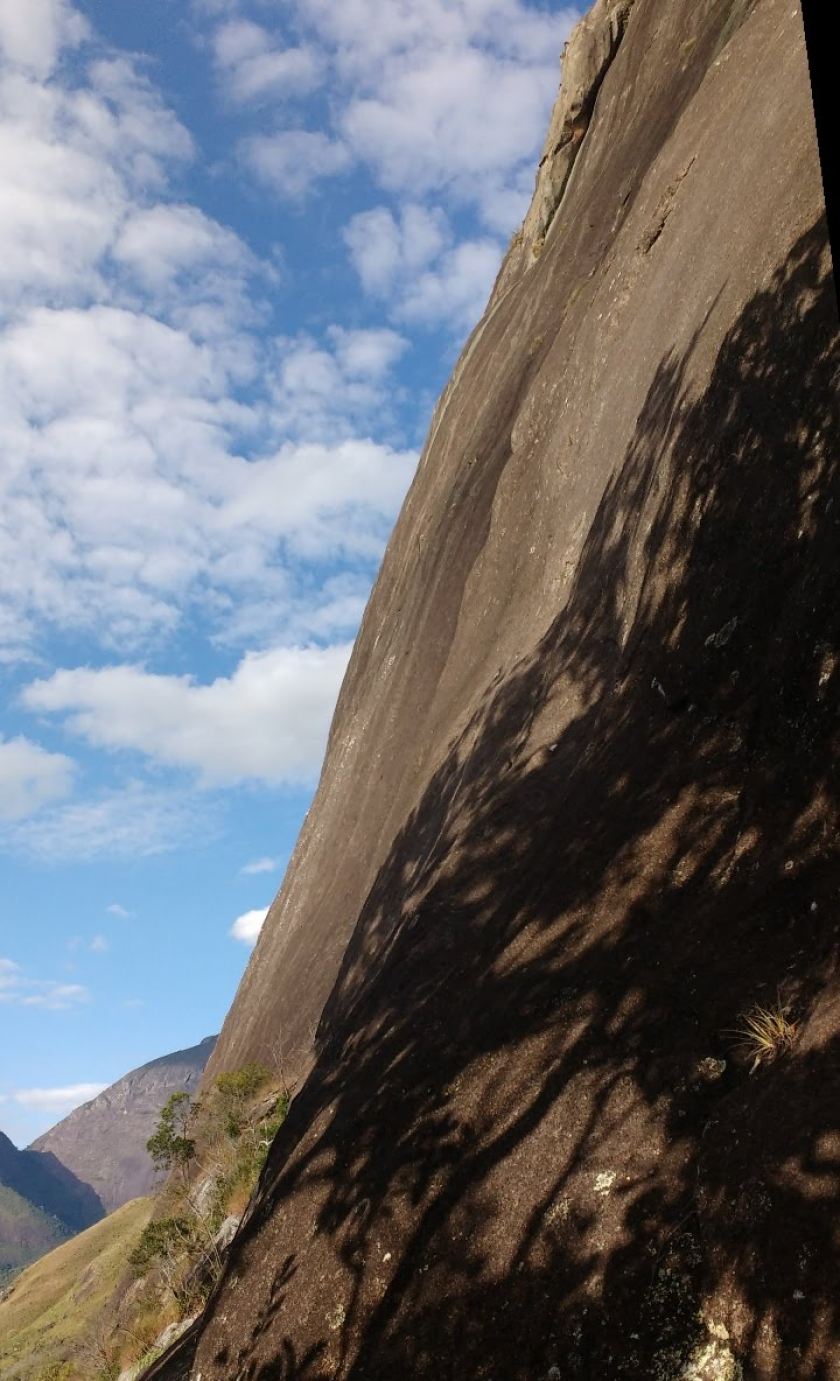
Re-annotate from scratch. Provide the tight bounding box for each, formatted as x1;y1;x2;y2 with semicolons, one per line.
161;1;837;1377
31;1037;217;1214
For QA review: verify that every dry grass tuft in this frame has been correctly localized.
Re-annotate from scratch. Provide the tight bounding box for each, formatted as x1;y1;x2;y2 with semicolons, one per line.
731;996;797;1072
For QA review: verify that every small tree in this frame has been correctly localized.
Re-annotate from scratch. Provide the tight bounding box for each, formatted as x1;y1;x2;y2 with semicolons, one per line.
146;1091;196;1185
76;1315;122;1381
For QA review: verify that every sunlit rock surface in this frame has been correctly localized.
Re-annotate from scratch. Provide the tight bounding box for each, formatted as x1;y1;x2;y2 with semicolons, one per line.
153;1;837;1376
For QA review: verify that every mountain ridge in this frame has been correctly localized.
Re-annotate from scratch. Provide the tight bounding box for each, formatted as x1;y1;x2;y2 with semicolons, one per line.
1;1036;216;1283
30;1036;217;1215
0;1128;103;1285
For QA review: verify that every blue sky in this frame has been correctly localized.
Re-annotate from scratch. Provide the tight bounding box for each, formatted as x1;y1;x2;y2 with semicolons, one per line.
0;0;579;1147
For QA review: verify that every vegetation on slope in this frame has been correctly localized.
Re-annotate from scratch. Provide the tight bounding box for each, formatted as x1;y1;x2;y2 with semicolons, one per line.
0;1128;105;1284
0;1184;73;1287
0;1064;289;1381
112;1063;288;1379
0;1196;153;1381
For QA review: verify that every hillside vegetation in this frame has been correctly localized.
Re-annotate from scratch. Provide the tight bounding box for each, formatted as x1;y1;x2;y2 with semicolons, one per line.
0;1196;153;1381
30;1038;217;1215
0;1064;287;1381
0;1184;73;1288
0;1128;105;1286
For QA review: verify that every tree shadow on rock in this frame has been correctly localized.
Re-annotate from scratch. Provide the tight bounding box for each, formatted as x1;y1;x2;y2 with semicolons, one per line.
195;218;840;1381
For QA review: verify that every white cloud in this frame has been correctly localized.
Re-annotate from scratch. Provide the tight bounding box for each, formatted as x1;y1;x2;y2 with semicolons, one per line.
325;326;409;380
264;337;413;443
0;293;415;653
24;643;353;786
213;20;323;104
399;238;502;330
0;0;87;79
0;17;422;667
14;1082;106;1111
240;856;278;874
0;958;91;1009
299;0;572;75
243;129;351;199
86;58;195;185
0;54;193;317
344;204;501;330
341;47;555;219
230;0;578;231
89;934;108;952
5;782;217;861
230;906;268;946
344;204;447;297
111;203;257;304
0;735;74;819
223;439;416;557
106;903;131;918
18;984;89;1008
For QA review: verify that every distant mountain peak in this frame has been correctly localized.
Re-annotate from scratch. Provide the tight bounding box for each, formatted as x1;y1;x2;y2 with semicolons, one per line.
29;1036;217;1216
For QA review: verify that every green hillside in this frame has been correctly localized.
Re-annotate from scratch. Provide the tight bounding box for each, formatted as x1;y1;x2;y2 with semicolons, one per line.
0;1127;104;1285
0;1184;71;1287
0;1195;153;1381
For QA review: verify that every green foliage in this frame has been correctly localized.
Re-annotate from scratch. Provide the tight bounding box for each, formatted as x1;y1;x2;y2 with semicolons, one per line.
205;1090;289;1231
255;1094;289;1172
213;1062;273;1101
99;1069;290;1371
212;1063;274;1137
127;1217;193;1279
135;1341;167;1371
146;1091;196;1179
33;1364;76;1381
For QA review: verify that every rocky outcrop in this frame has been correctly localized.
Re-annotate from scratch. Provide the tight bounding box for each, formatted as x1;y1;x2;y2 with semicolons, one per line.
159;1;837;1377
499;0;638;290
31;1037;216;1214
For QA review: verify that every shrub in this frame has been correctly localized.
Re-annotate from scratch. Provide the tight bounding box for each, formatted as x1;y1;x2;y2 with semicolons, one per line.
255;1094;289;1170
128;1217;193;1279
212;1063;274;1138
205;1089;289;1229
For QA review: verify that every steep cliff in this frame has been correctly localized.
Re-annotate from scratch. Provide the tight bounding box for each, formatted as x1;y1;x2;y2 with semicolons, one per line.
159;0;837;1376
31;1037;216;1214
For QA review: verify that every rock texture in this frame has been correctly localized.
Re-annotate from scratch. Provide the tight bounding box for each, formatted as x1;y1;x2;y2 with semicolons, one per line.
31;1037;216;1214
158;1;837;1377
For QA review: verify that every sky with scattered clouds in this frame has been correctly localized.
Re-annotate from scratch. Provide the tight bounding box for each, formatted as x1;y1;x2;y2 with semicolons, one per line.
0;0;579;1145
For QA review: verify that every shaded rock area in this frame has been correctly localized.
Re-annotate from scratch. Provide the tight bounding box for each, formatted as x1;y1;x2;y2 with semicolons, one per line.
154;0;837;1377
31;1037;217;1214
0;1128;104;1281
